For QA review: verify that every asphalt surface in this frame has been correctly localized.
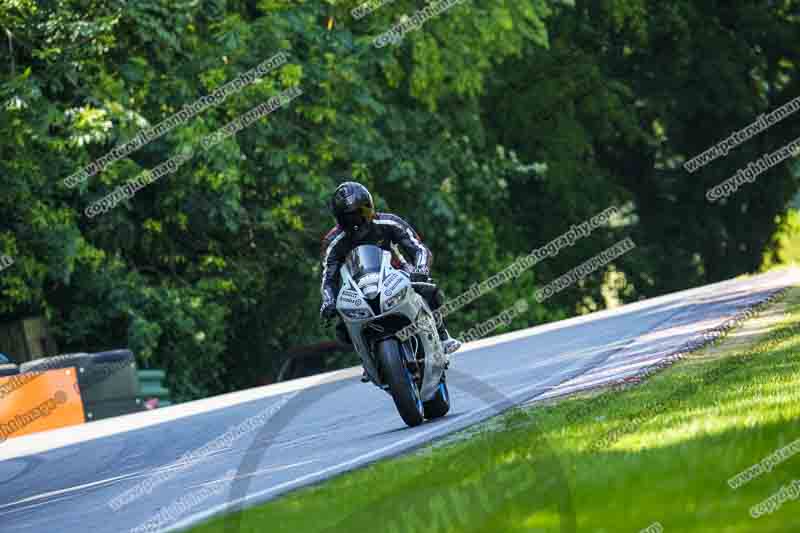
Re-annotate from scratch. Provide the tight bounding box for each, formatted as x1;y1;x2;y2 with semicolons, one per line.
0;269;796;533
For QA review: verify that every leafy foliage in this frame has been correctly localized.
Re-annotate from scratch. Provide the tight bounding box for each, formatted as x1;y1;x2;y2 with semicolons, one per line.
1;0;798;399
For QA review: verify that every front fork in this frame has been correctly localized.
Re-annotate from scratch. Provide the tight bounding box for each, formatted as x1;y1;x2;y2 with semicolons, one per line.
368;336;424;391
400;337;424;386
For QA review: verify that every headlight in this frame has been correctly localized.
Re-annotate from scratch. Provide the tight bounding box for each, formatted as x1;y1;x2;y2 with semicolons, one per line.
384;287;408;309
342;308;372;319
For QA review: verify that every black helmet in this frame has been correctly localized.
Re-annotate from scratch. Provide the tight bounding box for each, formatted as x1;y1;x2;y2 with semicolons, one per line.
330;181;375;236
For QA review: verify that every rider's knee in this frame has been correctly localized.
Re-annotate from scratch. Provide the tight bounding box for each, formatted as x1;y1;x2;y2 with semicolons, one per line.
419;284;445;311
431;286;445;309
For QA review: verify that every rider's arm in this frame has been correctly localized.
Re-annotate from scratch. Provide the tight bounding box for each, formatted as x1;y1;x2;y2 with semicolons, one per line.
376;213;432;271
320;228;347;303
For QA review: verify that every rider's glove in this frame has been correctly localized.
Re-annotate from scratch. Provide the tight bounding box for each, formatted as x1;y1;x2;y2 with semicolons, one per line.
320;298;337;323
409;266;431;283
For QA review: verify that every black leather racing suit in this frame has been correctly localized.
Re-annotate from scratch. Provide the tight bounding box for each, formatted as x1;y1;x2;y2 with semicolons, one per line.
320;212;444;343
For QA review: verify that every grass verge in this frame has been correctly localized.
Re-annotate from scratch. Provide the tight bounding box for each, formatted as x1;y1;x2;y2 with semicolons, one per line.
190;288;800;533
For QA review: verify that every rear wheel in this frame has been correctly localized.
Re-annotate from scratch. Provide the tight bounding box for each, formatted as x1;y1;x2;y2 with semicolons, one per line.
423;378;451;420
376;338;424;427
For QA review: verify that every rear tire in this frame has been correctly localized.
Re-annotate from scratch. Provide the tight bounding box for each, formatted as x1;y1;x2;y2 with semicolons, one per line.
423;378;451;420
376;338;424;427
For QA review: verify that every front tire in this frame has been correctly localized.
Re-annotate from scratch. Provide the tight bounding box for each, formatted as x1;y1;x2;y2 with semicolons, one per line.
376;338;424;427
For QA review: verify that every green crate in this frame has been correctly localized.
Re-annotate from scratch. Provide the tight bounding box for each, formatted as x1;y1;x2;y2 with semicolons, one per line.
138;369;172;407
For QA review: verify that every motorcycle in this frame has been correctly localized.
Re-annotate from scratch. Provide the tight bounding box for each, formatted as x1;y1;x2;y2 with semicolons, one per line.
335;244;451;427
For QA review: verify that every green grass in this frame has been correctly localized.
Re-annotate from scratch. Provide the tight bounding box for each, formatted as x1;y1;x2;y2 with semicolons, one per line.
191;288;800;533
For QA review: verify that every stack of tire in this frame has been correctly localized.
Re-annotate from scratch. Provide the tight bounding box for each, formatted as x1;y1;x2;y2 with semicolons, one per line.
0;362;19;377
20;349;145;421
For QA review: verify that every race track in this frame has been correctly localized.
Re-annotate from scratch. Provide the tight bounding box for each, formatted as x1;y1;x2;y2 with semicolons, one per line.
0;269;796;533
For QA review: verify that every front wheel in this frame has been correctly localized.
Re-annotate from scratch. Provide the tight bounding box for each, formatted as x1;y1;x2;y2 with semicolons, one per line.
376;338;424;427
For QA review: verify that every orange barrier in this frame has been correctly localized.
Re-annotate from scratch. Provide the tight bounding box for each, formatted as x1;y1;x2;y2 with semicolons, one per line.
0;368;85;442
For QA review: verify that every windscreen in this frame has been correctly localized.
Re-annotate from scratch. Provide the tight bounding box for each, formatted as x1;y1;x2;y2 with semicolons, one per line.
346;245;383;282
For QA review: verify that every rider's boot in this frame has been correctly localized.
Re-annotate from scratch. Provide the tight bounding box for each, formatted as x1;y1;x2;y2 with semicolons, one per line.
438;323;461;364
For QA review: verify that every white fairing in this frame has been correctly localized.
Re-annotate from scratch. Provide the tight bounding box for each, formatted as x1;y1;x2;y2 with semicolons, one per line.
337;248;446;401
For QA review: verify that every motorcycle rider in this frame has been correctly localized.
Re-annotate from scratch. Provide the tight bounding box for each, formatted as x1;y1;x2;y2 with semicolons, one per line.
319;182;462;380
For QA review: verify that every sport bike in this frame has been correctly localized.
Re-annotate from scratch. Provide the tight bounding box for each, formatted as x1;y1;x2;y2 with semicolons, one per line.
335;244;451;427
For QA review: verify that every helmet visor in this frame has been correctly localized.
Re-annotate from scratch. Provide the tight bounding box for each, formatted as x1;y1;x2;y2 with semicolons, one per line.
338;206;373;231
